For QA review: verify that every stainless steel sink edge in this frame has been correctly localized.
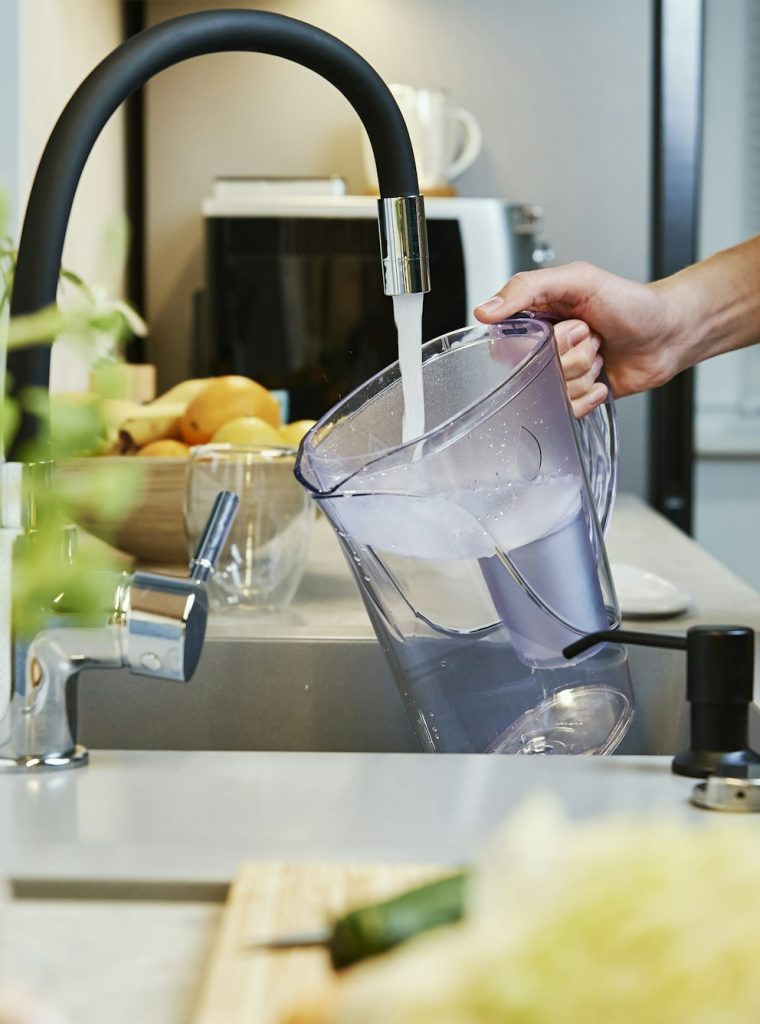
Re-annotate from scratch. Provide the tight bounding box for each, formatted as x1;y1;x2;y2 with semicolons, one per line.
77;638;690;757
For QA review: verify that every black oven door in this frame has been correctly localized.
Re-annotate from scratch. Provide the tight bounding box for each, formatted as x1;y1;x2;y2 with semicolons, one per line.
197;216;467;421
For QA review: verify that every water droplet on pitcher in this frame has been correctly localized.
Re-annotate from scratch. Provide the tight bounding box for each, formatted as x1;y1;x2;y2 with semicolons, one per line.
440;659;447;668
304;683;310;692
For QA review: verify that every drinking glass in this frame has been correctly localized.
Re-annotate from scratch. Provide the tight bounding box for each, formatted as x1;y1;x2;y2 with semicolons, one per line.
184;444;315;611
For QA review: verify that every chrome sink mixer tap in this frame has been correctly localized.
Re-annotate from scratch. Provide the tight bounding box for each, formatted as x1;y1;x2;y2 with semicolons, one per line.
0;10;430;772
0;486;239;772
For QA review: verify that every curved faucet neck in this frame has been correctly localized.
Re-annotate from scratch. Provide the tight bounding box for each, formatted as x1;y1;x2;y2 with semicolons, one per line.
8;8;422;457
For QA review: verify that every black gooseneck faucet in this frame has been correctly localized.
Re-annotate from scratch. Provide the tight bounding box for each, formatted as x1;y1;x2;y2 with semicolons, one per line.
0;10;430;772
7;8;430;457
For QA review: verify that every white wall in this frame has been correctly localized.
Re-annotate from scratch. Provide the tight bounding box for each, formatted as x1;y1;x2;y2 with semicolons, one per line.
17;0;126;391
144;0;653;494
19;0;126;287
696;0;755;413
1;0;126;275
694;0;760;590
0;0;20;236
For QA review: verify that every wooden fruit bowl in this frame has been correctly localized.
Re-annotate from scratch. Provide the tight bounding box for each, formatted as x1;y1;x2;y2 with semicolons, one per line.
58;447;309;568
58;456;190;566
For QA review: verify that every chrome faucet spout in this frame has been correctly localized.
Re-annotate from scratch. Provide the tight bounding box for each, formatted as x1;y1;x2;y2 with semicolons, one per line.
378;195;431;296
8;9;430;457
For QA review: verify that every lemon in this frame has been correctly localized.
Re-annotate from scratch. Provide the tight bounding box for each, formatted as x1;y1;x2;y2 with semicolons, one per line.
211;416;285;446
180;375;281;445
137;439;190;458
279;419;317;447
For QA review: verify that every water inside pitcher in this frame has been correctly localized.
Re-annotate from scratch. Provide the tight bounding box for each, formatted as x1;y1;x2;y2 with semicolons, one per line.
295;315;634;754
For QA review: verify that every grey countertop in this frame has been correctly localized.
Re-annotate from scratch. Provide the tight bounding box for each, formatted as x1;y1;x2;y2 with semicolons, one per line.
0;751;702;888
0;751;742;1024
606;495;760;633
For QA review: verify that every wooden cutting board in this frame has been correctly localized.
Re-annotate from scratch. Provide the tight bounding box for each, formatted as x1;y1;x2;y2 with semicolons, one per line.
192;862;446;1024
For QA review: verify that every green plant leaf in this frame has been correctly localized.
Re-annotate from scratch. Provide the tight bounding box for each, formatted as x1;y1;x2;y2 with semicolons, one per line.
6;305;66;347
59;267;95;302
11;521;127;636
1;395;19;451
57;459;144;524
1;206;151;636
111;298;148;338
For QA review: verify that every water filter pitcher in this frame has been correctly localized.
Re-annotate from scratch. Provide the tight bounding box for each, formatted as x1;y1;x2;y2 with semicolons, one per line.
296;315;633;754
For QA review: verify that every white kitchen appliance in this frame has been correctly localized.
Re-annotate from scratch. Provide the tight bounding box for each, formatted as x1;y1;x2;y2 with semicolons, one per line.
196;187;553;421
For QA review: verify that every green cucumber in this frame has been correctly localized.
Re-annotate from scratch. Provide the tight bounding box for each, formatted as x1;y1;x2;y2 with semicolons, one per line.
328;871;469;970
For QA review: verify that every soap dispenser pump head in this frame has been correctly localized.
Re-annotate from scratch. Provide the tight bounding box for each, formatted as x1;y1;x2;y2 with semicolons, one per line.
564;624;760;779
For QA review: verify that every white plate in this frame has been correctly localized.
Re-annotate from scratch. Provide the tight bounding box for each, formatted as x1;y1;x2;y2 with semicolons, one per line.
611;563;692;619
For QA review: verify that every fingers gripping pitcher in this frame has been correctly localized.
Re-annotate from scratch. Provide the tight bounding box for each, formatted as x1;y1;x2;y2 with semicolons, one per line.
295;315;633;755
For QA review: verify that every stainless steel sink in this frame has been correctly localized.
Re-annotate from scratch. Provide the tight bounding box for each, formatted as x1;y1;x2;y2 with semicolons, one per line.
77;636;693;755
78;635;419;753
75;513;760;759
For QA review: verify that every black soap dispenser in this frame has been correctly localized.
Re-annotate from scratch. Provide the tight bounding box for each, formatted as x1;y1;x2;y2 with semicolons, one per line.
563;625;760;778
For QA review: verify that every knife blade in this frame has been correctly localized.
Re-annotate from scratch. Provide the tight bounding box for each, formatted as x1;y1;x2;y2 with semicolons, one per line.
244;928;332;952
239;871;467;968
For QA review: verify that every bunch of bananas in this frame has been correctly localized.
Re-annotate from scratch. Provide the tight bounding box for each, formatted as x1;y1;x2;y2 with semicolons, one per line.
92;375;315;457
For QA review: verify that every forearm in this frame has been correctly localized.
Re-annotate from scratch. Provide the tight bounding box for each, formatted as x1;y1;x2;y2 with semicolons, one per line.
655;234;760;372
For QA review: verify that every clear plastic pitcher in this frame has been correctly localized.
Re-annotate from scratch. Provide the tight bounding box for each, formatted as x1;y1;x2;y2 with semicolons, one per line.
295;315;634;754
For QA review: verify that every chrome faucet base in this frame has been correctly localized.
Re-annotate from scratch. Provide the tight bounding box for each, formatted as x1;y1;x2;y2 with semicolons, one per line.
0;491;238;771
0;745;89;773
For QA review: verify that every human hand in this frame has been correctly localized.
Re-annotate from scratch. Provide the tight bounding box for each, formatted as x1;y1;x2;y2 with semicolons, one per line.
553;319;606;419
474;261;685;416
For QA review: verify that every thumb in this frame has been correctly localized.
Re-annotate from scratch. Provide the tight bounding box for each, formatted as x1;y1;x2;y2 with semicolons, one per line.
473;265;589;324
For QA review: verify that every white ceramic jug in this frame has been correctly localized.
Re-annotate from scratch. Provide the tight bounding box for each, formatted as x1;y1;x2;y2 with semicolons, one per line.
363;83;482;192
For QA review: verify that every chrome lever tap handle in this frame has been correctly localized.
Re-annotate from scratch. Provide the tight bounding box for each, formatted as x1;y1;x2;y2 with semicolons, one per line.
123;490;239;682
188;490;239;583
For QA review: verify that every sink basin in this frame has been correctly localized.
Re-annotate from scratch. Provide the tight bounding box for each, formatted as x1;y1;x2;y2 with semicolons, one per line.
74;509;760;758
77;636;692;756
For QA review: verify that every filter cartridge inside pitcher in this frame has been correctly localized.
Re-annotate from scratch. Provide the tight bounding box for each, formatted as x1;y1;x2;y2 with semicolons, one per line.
479;497;612;669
